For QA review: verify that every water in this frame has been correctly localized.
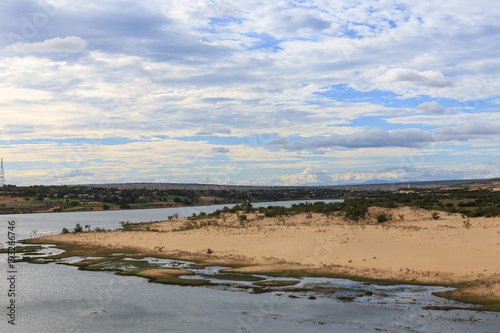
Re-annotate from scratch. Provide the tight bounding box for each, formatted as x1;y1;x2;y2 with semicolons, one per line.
2;256;499;333
0;199;344;242
1;200;500;332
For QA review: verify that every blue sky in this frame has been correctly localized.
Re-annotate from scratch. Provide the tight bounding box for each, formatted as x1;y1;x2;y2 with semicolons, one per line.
1;0;500;186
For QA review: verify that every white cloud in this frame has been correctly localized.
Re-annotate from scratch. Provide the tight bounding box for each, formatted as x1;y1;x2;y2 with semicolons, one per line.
242;163;500;186
11;36;88;53
415;101;450;114
377;68;452;88
210;147;230;154
196;128;232;136
272;121;500;150
387;112;500;126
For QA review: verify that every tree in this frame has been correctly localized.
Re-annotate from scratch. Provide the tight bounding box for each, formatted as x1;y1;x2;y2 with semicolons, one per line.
120;202;131;209
73;224;83;232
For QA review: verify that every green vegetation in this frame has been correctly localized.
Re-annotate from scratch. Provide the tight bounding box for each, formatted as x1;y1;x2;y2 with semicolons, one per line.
60;223;111;234
431;290;500;312
3;179;500;216
183;187;500;223
134;270;210;286
376;212;391;223
0;183;347;214
119;221;135;231
211;273;264;282
253;280;300;287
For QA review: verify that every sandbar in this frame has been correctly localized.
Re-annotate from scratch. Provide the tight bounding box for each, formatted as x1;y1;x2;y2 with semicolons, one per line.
35;206;500;309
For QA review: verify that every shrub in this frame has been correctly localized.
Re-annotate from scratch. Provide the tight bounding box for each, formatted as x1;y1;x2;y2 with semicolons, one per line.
61;227;69;234
120;203;131;209
206;248;214;254
73;223;83;233
102;204;110;210
376;213;391;223
264;206;288;217
120;221;134;231
343;204;368;221
431;212;440;220
383;200;397;208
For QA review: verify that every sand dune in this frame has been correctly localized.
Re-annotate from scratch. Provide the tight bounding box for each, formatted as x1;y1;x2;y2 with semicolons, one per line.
37;206;500;300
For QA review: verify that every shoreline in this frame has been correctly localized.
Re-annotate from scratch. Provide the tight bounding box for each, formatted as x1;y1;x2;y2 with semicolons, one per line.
29;206;500;311
1;198;343;215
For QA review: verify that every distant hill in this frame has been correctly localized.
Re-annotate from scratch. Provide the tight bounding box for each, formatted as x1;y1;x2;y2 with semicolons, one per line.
83;178;500;191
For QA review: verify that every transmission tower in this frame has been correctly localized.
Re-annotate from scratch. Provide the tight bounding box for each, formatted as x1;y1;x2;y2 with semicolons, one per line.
0;158;5;187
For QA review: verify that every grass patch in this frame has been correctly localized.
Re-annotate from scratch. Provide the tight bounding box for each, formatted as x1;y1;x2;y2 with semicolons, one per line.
135;268;209;286
253;280;300;287
0;245;46;254
23;239;209;286
431;290;500;312
21;199;80;204
212;273;265;282
165;195;188;200
78;258;159;272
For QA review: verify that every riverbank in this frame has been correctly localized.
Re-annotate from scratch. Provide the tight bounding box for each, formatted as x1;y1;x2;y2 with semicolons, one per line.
32;206;500;311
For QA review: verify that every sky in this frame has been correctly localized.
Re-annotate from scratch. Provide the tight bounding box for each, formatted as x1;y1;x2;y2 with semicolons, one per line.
1;0;500;186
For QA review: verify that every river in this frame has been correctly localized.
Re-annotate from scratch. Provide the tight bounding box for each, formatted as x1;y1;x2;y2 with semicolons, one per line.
1;200;499;332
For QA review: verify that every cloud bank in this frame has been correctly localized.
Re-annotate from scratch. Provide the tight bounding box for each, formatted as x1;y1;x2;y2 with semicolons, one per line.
1;0;499;185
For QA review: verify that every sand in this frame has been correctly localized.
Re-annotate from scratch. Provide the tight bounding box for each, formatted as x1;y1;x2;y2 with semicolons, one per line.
36;206;500;301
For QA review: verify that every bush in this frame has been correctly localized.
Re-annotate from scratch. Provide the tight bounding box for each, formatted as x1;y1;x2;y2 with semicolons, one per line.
343;203;368;221
73;223;83;233
102;204;110;210
376;213;391;223
264;206;288;218
120;203;131;209
120;221;134;231
431;212;440;220
61;227;69;234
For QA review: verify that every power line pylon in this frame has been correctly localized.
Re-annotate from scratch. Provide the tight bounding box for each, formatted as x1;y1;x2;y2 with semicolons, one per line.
0;158;5;187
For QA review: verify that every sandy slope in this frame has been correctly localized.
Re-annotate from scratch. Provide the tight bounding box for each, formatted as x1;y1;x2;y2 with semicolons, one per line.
37;206;500;299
